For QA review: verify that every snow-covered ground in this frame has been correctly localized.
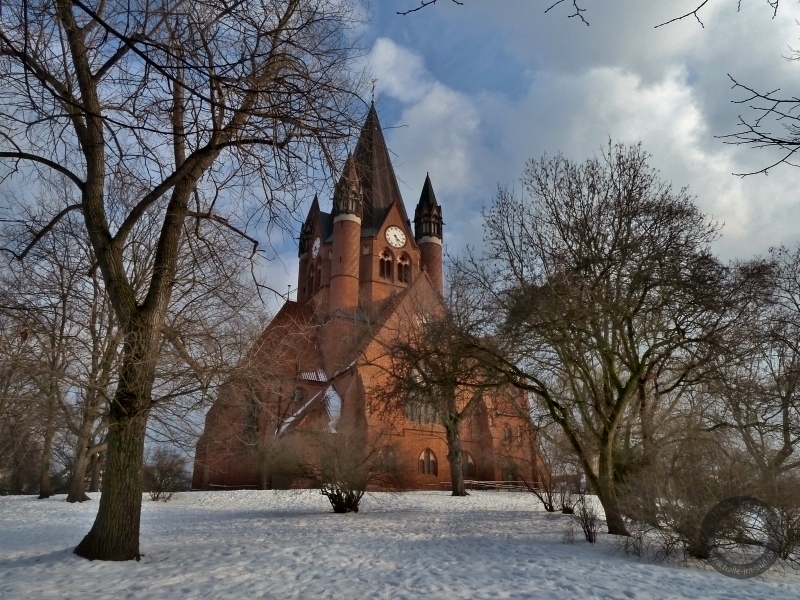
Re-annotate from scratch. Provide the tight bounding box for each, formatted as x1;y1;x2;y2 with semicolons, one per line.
1;490;798;599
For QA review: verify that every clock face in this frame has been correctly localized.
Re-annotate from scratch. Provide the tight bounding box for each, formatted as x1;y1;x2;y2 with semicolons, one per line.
385;226;406;248
311;237;321;259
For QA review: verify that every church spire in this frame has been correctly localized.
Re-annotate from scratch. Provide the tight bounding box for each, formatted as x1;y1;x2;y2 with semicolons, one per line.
414;174;444;295
352;104;409;231
332;154;363;217
414;173;443;241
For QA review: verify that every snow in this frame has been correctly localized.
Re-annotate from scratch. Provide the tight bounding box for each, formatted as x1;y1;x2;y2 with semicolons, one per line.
1;490;799;599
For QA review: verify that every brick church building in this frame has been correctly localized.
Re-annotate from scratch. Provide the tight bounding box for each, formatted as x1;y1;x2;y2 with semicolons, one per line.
192;106;536;490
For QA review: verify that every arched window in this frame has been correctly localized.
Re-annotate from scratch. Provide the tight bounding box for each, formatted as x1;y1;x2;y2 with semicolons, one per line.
307;268;315;297
461;452;476;478
418;449;438;476
316;262;322;291
397;254;411;284
502;424;512;444
379;250;393;280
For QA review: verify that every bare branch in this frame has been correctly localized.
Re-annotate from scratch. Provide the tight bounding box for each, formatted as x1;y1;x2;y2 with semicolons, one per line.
718;75;800;176
397;0;463;16
0;152;85;190
544;0;589;26
654;0;711;29
1;204;83;261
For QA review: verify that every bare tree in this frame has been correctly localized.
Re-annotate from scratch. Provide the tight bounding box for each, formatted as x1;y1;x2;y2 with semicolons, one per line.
711;248;800;481
0;0;364;560
0;294;42;494
374;279;511;496
457;142;759;535
1;197;89;499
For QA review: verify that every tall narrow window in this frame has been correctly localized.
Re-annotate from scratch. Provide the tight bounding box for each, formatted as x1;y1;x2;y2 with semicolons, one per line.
502;424;512;444
461;452;476;478
308;268;315;297
418;449;438;476
379;250;393;281
316;262;322;291
397;255;411;284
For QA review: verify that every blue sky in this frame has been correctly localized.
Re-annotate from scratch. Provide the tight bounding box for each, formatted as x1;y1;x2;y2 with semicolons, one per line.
264;0;800;305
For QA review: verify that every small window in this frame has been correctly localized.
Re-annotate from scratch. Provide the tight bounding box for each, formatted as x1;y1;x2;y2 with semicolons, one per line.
378;446;397;470
502;468;516;483
461;452;476;478
292;388;306;405
502;424;512;444
418;449;438;476
517;425;524;443
379;250;393;280
397;255;411;284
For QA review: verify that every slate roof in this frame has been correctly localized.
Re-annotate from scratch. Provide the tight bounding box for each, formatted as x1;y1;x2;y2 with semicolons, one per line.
352;104;411;233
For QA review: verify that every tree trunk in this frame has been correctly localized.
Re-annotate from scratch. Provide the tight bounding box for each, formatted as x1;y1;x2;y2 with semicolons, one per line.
596;443;629;536
73;409;147;560
445;425;466;497
89;452;102;493
67;448;91;503
38;390;57;499
74;335;156;560
67;392;104;503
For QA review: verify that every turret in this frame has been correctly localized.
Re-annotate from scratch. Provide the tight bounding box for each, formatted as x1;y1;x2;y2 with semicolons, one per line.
329;155;363;314
298;195;318;303
414;174;443;294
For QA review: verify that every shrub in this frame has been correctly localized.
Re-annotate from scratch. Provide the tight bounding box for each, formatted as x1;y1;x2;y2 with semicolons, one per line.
143;447;190;502
574;493;599;543
303;420;403;514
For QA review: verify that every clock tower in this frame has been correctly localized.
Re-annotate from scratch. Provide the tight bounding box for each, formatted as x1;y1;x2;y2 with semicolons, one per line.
296;104;443;317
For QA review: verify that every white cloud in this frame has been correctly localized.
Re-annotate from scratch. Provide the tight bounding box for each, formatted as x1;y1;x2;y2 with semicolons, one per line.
367;38;482;201
368;38;432;104
367;27;800;261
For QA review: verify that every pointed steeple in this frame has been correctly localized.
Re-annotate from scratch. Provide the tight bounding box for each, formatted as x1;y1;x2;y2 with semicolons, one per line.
332;154;363;218
414;173;443;241
352;104;409;231
298;194;320;257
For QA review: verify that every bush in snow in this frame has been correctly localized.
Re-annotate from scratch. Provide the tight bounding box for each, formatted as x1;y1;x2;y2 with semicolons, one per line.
302;420;403;514
144;447;190;502
573;493;598;544
558;481;576;514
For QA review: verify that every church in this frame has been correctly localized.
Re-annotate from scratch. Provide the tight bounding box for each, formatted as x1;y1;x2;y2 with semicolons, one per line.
192;106;536;490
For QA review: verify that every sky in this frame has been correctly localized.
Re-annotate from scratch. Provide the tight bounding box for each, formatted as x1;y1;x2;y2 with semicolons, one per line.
263;0;800;304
